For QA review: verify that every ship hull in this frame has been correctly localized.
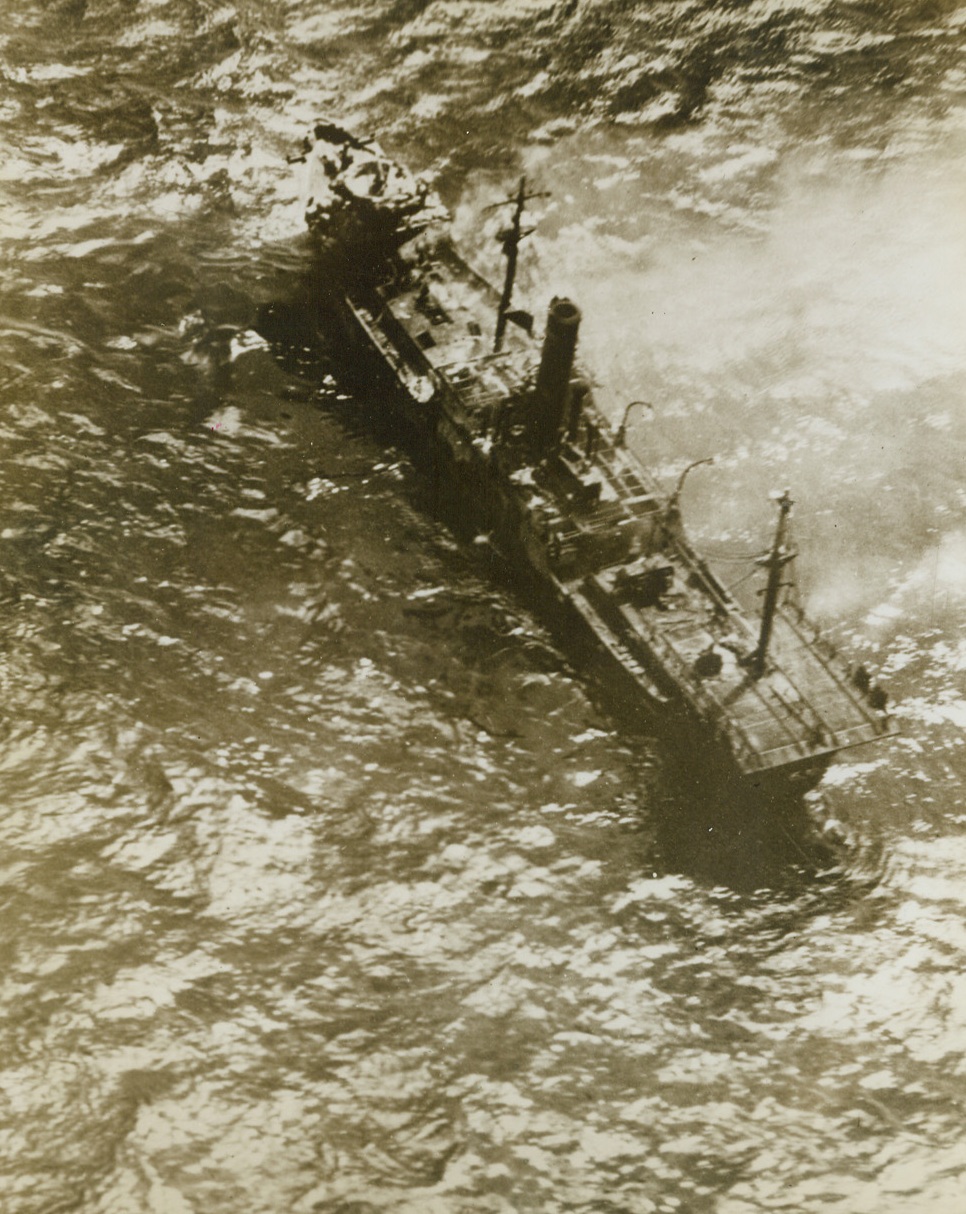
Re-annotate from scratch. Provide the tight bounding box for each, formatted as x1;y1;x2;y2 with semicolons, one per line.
316;288;835;801
296;127;893;800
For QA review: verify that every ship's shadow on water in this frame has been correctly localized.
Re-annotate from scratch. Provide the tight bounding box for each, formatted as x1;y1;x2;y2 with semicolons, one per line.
646;761;869;894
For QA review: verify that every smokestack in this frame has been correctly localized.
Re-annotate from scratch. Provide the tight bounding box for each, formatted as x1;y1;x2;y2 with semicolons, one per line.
533;297;581;450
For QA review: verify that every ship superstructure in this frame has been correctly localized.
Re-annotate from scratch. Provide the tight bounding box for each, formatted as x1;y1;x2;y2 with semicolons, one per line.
299;122;894;792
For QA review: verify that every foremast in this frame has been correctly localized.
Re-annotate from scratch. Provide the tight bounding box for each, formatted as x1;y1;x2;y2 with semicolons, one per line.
752;490;795;677
492;176;546;352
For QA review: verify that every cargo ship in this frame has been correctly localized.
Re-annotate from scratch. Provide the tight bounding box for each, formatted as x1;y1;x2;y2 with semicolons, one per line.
295;121;895;794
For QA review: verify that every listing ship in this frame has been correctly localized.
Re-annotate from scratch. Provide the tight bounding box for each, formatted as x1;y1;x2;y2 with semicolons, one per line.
297;122;895;794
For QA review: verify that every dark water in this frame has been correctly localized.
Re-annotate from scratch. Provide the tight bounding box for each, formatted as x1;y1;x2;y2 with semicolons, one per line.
2;2;965;1211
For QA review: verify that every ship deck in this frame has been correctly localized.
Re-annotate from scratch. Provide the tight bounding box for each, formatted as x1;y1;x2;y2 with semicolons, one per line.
580;562;889;775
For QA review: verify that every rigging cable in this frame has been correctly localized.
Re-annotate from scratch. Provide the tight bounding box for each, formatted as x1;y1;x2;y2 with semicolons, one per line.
701;548;768;564
725;567;758;594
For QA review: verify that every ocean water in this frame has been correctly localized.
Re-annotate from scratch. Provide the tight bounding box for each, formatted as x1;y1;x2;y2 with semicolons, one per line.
1;2;965;1211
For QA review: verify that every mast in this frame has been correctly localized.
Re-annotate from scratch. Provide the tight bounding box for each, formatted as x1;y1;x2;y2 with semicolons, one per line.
489;176;547;353
752;490;795;677
494;177;527;353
